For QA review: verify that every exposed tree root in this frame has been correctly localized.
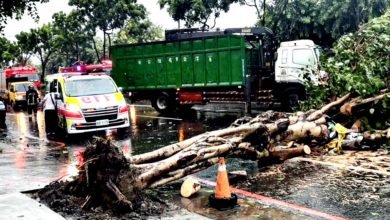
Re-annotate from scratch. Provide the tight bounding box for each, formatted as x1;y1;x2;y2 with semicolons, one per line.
39;93;390;213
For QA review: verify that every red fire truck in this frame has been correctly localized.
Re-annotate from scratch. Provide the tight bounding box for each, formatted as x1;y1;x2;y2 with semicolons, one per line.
0;66;41;103
2;66;41;88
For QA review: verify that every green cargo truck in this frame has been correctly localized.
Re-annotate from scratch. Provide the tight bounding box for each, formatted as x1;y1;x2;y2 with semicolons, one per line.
111;28;322;113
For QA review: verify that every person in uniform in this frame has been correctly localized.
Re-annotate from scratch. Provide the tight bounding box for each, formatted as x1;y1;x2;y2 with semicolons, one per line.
26;85;39;114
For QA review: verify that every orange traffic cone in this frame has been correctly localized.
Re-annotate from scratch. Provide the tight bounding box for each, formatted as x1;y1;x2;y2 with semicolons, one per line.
215;157;231;198
209;157;238;210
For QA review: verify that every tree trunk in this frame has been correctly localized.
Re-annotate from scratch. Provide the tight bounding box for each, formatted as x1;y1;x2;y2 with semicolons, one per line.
107;33;111;58
92;37;101;63
60;93;389;212
103;31;106;60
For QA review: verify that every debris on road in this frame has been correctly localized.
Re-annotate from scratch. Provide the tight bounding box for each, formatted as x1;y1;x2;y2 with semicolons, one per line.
36;92;389;217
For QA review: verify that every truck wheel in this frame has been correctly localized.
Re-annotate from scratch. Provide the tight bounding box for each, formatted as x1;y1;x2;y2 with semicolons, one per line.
152;93;176;114
282;90;300;112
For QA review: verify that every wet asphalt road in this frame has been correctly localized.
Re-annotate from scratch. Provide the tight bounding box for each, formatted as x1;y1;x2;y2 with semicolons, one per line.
0;103;388;220
0;103;249;194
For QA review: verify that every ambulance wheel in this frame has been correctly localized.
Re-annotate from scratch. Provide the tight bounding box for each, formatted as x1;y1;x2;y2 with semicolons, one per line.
152;92;176;114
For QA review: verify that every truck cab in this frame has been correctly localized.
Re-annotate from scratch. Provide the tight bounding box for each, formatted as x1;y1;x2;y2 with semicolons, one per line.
275;40;321;84
8;81;38;110
272;40;322;110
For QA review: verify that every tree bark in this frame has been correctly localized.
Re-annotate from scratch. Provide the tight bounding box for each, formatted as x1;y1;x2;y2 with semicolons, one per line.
63;93;389;212
92;37;101;63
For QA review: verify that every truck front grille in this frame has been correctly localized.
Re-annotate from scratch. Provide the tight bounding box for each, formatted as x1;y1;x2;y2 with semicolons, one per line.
82;106;118;122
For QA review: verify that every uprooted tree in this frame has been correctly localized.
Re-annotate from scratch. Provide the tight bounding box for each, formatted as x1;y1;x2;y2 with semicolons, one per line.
57;91;390;212
42;9;390;213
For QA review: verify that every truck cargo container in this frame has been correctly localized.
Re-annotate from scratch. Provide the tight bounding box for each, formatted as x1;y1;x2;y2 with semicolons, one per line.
111;27;322;113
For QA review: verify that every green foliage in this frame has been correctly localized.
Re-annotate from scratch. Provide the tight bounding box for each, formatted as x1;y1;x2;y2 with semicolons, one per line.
51;10;97;67
302;10;390;130
0;37;18;66
16;24;59;80
113;19;163;44
264;0;389;47
0;0;48;32
325;9;390;97
159;0;239;28
69;0;146;59
160;0;388;47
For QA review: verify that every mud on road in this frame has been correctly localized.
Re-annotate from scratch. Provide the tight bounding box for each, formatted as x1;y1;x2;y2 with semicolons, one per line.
237;150;390;220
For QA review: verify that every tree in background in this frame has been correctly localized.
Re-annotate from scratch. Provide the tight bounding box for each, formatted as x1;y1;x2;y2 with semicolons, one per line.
114;18;163;44
14;32;35;66
159;0;239;29
69;0;146;61
0;37;18;67
239;0;266;24
0;0;48;32
16;24;59;81
159;0;388;47
264;0;389;47
52;11;96;67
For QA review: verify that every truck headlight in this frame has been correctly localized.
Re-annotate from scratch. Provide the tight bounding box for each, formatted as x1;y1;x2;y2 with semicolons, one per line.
16;95;24;100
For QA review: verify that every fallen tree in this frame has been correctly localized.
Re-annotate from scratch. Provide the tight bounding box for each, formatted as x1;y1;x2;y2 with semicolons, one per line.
44;92;390;213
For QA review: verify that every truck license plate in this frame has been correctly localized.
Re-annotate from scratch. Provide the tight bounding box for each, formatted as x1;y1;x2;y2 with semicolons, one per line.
96;119;109;126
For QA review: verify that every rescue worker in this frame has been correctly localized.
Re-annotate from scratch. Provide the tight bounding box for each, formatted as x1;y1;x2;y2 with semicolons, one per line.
26;85;39;114
42;91;57;134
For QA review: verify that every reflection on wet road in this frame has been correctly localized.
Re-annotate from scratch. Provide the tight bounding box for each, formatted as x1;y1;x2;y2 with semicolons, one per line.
1;104;385;219
0;105;243;194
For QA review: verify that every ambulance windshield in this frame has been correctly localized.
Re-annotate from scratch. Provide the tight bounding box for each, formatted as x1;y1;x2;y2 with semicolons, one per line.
65;78;118;97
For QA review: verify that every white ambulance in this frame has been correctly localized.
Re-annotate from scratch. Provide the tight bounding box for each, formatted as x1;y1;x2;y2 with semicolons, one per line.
48;74;130;134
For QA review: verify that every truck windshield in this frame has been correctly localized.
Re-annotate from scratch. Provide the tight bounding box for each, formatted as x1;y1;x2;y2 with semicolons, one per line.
292;49;316;66
15;84;33;92
16;73;40;81
64;78;118;97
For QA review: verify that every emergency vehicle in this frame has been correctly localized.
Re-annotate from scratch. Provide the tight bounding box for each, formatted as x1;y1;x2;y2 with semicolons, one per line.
59;59;112;75
47;74;130;134
8;81;38;110
0;66;41;103
3;66;41;88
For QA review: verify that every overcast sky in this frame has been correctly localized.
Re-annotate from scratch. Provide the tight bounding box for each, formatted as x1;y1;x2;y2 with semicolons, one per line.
4;0;258;41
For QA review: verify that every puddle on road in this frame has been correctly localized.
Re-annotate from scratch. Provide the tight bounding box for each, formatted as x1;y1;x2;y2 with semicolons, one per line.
2;105;388;219
159;183;315;220
0;106;242;194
